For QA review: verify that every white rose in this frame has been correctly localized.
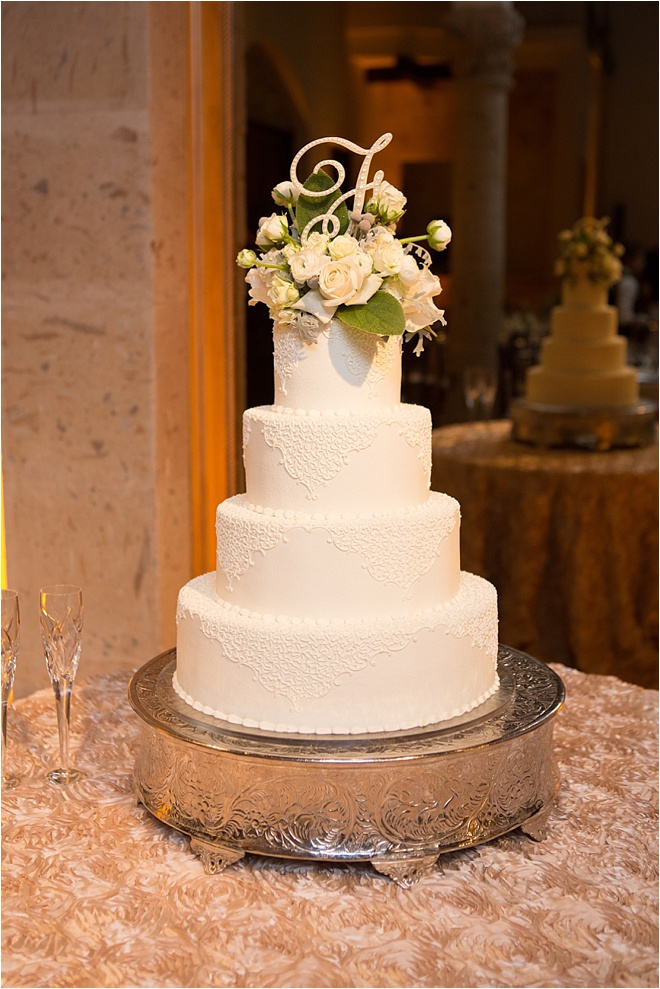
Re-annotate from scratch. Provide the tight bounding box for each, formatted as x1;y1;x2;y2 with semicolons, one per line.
388;259;444;332
328;234;361;260
268;275;300;308
318;256;382;308
368;180;407;222
305;231;330;254
370;237;404;276
256;213;289;248
281;242;301;261
245;267;271;307
272;181;299;207
289;249;330;285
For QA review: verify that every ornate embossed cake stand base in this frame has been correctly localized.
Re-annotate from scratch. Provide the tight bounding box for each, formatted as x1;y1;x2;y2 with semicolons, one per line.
510;399;657;450
129;648;564;887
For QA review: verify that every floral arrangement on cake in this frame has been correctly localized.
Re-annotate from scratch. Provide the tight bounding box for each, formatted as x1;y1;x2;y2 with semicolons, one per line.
554;217;624;286
236;134;451;354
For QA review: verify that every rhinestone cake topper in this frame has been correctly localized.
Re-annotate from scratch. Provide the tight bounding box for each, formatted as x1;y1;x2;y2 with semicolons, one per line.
236;132;452;353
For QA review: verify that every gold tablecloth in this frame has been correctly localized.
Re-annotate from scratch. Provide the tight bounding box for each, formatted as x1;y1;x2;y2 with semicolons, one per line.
432;420;659;688
2;666;658;989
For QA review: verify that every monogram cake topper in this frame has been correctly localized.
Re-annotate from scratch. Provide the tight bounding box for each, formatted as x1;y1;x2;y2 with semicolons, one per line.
237;133;452;354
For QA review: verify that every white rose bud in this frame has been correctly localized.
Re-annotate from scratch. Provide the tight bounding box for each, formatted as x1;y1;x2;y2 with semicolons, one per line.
427;220;452;252
268;274;300;309
236;249;257;268
256;213;289;248
272;181;299;207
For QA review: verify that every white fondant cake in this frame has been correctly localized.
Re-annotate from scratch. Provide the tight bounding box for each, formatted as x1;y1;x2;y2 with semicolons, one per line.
526;264;638;409
175;318;500;734
174;131;498;734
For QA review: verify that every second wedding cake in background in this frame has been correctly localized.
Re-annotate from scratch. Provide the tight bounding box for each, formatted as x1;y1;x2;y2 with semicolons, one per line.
525;217;638;409
174;134;499;735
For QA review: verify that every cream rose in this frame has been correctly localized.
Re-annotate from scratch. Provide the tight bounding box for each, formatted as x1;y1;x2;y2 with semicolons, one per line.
317;256;382;308
328;234;361;260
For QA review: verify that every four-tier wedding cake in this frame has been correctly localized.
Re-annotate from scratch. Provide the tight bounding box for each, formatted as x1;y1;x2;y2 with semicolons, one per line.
525;217;638;409
173;134;499;735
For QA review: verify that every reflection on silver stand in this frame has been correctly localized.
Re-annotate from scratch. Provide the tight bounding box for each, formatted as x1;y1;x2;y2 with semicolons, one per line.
129;648;564;887
510;399;657;450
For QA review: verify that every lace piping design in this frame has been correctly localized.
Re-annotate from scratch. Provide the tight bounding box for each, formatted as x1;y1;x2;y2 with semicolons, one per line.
177;572;497;706
246;405;431;501
273;323;310;396
216;494;457;591
338;322;401;396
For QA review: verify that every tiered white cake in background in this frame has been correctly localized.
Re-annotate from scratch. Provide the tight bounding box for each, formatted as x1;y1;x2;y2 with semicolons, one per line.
525;218;638;409
174;133;499;735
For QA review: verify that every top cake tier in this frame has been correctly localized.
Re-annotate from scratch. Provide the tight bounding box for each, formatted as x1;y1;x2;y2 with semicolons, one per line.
273;318;402;411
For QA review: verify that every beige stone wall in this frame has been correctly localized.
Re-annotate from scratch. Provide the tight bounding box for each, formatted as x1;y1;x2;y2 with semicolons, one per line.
2;2;192;697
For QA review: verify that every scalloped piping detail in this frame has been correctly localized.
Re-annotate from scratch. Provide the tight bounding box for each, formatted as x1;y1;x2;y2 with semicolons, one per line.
171;670;500;736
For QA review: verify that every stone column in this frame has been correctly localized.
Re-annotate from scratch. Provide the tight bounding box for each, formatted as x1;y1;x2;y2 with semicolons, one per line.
444;2;524;421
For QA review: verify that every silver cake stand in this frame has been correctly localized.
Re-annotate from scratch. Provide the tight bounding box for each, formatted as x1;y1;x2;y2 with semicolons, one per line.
129;647;564;887
510;399;657;450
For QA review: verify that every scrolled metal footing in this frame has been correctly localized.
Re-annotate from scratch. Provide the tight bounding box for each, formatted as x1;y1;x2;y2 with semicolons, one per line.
190;837;245;875
372;854;440;888
129;647;564;886
519;804;554;842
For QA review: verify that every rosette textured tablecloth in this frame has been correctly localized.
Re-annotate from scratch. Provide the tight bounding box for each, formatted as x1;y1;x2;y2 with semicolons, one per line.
2;665;658;988
432;420;658;688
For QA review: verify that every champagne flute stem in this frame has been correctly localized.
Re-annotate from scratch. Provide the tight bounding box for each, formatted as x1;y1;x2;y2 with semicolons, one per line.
1;698;8;761
53;676;73;771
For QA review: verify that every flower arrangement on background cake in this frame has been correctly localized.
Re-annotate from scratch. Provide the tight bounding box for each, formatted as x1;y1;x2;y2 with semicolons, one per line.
554;217;624;287
237;133;452;355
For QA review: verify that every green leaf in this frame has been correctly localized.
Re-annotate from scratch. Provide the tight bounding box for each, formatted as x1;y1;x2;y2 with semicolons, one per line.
337;291;406;336
295;169;350;238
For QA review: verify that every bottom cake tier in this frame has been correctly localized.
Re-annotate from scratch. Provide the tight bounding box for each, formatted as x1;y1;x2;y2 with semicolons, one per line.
174;571;499;735
525;365;638;407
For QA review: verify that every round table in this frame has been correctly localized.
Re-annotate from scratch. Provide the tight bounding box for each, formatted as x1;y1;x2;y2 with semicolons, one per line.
432;420;658;688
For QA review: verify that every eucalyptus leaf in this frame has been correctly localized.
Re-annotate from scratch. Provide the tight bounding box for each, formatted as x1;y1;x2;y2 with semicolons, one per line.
295;169;350;239
337;291;406;336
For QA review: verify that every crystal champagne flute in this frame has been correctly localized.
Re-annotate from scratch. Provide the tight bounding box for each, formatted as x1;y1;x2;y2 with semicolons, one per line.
463;367;482;420
478;370;498;420
2;589;21;790
40;584;85;785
